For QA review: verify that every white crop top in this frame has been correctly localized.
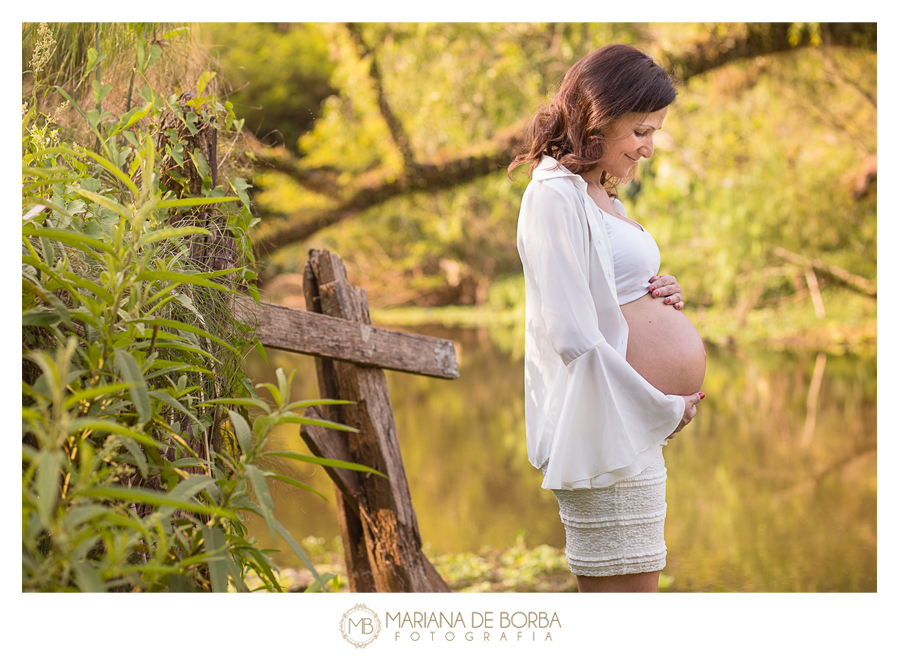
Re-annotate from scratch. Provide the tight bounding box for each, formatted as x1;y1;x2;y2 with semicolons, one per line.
601;202;660;305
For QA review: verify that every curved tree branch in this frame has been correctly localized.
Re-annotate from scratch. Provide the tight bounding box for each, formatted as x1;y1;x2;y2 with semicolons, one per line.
251;142;342;200
345;22;418;170
254;120;526;257
660;22;875;81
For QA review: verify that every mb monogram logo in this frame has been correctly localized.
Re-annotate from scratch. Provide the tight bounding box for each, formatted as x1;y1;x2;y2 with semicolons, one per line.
340;604;382;648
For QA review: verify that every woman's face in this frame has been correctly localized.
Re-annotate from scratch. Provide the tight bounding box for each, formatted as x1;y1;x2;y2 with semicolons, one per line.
596;107;668;179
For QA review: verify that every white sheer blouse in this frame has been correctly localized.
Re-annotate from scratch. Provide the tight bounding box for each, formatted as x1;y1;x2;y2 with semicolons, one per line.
516;156;685;490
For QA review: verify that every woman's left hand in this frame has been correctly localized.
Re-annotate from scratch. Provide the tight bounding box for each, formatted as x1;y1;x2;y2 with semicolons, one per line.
649;274;685;310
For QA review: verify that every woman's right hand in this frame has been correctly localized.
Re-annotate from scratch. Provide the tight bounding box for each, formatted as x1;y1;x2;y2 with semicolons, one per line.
669;392;705;438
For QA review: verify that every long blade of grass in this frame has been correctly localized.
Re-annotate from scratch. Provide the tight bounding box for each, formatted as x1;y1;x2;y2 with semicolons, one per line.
23;178;80;192
38;143;139;197
304;572;338;593
72;562;107;592
279;414;360;433
273;518;328;592
159;475;216;517
201;397;271;413
23;226;115;257
138;225;209;248
114;349;152;425
186;267;244;281
266;474;328;502
243;464;275;538
23;309;63;327
157;196;240;209
129;317;239;356
284;398;356;411
225;555;250;593
22;197;75;220
148;390;200;426
201;525;229;593
34;450;63;528
58;270;115;305
68;418;166;450
74;187;131;218
262;450;385;478
79;486;238;519
143;363;213;380
135;269;234;293
23;166;72;176
64;382;132;409
227;410;252;454
143;340;220;364
117;436;149;478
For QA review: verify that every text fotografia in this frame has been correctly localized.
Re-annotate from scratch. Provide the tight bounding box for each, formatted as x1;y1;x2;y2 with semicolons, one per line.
387;611;561;642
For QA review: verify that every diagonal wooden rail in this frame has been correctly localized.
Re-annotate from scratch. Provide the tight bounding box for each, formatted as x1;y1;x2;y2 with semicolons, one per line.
246;249;456;592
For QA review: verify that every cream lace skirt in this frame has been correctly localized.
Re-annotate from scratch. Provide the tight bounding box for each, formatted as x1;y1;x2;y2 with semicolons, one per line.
552;445;667;577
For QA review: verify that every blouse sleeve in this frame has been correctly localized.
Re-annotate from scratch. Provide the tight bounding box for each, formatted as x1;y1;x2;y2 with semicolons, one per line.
518;181;685;489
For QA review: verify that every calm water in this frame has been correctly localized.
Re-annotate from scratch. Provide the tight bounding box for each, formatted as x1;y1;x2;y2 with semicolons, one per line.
243;324;876;593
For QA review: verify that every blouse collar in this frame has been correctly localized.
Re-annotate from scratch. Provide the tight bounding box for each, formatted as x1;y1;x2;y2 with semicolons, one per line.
532;155;588;193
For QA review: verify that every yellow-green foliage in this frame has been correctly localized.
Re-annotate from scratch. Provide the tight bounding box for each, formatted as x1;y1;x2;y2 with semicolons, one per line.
201;23;335;151
246;24;874;344
22;25;370;593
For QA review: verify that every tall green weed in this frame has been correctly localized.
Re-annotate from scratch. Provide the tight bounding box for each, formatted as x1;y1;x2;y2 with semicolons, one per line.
22;25;375;592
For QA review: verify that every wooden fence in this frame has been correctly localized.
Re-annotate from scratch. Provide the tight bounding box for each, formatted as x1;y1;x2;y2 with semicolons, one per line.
249;249;457;592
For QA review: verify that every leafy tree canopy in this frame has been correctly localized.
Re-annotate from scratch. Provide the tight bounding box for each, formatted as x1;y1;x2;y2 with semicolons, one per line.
226;23;874;327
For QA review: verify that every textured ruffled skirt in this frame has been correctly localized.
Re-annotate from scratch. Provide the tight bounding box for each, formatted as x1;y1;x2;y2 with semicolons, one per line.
553;445;667;577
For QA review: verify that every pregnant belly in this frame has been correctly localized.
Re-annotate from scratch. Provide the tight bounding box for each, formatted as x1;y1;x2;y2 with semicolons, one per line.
621;293;707;396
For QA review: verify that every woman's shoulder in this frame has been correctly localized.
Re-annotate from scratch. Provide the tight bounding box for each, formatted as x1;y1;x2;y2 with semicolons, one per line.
519;177;589;242
523;175;582;208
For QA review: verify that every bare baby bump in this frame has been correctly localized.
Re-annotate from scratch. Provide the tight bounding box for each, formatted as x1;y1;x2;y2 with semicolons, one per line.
621;293;707;396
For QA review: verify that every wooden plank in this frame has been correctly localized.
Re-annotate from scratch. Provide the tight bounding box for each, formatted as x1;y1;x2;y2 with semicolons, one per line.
241;299;459;379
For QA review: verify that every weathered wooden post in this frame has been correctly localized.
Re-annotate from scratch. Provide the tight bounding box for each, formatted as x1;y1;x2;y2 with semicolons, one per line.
248;249;457;592
301;250;450;592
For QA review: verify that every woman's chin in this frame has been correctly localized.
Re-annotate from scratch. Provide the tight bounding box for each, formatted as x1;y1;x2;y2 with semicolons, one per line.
614;164;636;179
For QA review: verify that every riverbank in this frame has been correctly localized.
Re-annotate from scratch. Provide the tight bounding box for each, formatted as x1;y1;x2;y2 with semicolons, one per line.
240;534;584;593
370;285;876;357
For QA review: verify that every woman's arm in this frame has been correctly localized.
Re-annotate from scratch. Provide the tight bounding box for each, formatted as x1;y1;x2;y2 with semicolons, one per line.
519;183;609;364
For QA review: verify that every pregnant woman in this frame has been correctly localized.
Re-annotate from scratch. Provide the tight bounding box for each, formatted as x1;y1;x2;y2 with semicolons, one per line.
510;44;707;592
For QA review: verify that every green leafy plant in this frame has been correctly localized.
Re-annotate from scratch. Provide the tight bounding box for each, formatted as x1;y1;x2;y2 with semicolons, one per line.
22;25;380;593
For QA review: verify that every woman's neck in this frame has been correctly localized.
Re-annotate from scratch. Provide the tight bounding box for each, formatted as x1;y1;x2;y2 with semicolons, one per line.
583;172;612;203
582;170;628;220
581;167;604;188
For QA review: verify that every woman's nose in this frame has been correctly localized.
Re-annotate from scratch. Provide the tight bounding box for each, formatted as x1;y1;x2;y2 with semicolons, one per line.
638;139;654;159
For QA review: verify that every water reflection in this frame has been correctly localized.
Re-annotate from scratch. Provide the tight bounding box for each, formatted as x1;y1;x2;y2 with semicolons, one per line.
243;326;876;592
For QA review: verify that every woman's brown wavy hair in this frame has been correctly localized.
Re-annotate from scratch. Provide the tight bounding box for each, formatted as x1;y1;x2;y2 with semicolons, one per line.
508;44;677;191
